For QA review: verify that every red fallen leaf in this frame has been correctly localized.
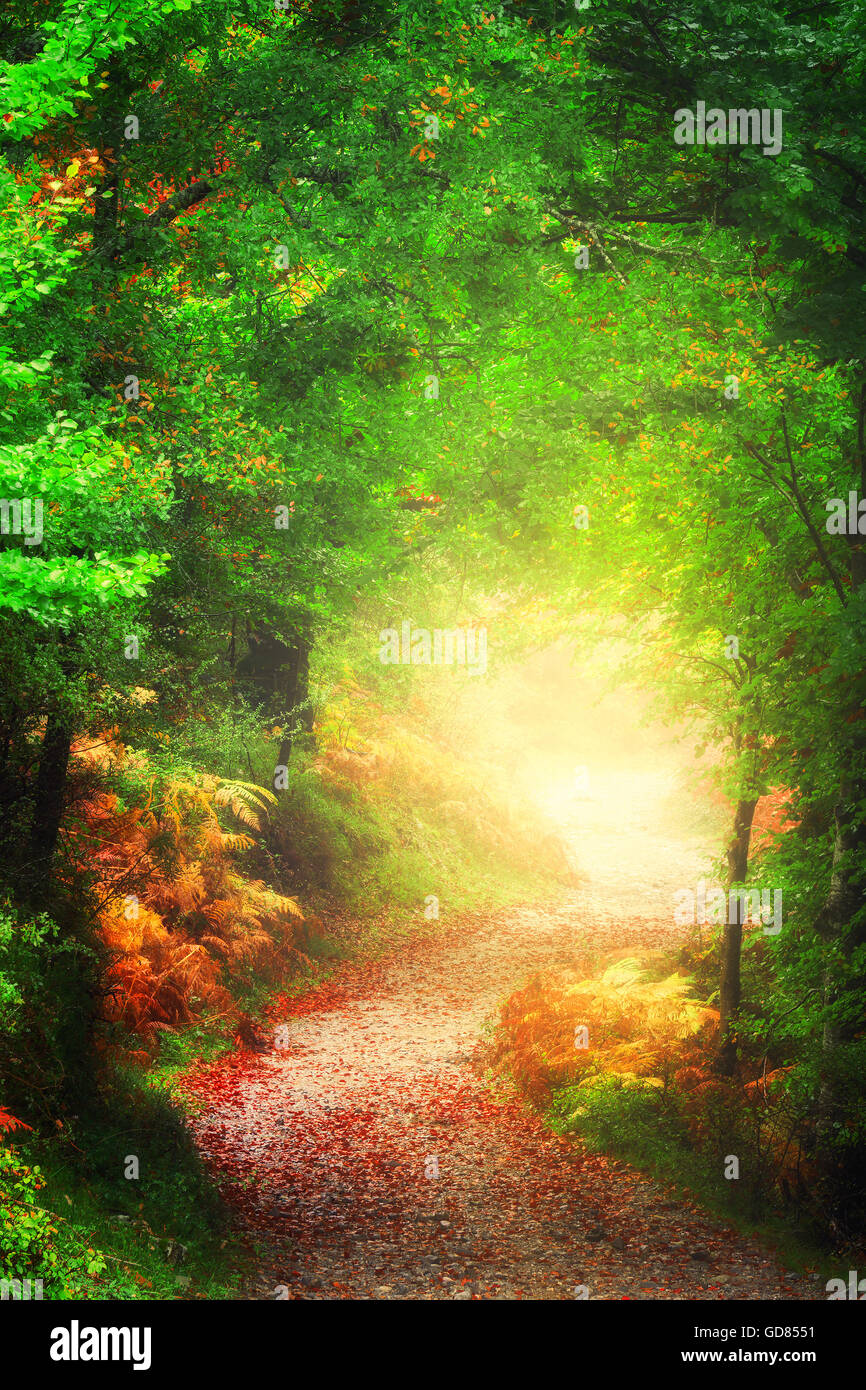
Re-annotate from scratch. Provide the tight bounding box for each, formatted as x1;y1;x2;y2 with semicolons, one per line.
180;902;814;1302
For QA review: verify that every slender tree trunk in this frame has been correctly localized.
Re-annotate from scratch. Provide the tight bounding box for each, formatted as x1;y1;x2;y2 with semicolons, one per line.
815;769;866;1111
715;795;758;1076
276;634;313;774
296;639;313;736
28;711;72;896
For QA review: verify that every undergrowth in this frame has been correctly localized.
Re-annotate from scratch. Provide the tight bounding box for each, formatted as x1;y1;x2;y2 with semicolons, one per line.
489;946;861;1271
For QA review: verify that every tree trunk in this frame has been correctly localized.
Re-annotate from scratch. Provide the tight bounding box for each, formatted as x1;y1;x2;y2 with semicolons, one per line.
28;711;72;897
814;770;866;1121
276;634;313;772
715;795;758;1076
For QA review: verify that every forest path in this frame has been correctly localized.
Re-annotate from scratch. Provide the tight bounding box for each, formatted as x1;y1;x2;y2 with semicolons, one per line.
183;765;815;1300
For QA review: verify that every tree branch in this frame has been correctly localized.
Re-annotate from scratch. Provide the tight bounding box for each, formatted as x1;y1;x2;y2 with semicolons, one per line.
95;179;215;262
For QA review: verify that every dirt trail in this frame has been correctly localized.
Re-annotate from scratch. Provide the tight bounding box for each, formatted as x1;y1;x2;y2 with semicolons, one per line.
184;763;817;1300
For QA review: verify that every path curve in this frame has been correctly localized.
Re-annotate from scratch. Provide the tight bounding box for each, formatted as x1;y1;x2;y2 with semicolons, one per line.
184;766;818;1300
